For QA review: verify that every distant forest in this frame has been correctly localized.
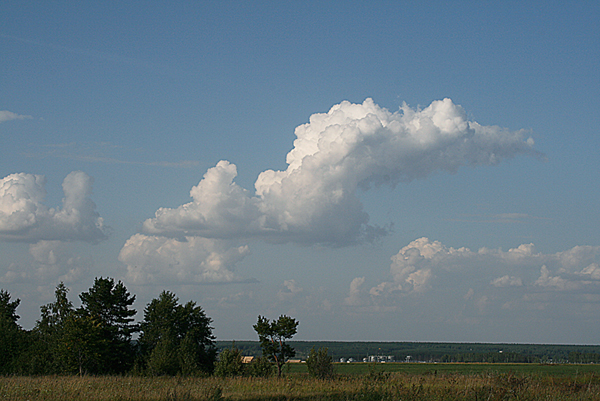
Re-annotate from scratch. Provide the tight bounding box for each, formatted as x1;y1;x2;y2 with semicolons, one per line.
217;341;600;364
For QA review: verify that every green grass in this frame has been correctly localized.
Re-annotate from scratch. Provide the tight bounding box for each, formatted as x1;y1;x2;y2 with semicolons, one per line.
284;361;600;377
3;364;600;400
330;362;600;376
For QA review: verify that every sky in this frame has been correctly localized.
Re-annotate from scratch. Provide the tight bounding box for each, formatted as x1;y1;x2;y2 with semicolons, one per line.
1;1;599;344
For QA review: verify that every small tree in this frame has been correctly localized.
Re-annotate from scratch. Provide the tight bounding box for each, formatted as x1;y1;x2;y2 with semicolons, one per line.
253;315;298;377
306;347;334;379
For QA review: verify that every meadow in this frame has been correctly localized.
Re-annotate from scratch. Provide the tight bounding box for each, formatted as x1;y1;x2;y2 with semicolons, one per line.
3;363;600;400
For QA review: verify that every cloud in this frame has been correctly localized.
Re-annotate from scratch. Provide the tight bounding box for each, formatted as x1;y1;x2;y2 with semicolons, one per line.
0;171;108;243
140;98;538;246
0;110;32;123
344;277;366;306
491;275;523;287
1;241;89;284
277;279;304;301
359;238;600;308
122;98;539;284
118;234;251;285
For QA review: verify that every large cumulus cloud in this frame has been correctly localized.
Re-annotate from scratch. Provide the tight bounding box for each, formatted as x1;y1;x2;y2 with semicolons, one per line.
122;98;539;284
140;98;537;246
0;171;108;243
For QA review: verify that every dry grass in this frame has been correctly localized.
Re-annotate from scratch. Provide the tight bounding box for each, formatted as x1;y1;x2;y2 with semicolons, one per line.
2;371;600;400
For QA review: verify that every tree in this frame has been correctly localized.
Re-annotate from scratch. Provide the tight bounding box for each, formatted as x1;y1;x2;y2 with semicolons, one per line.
0;290;25;374
306;347;334;379
0;289;20;324
138;291;216;375
78;277;138;374
60;314;107;376
28;283;75;374
253;315;298;377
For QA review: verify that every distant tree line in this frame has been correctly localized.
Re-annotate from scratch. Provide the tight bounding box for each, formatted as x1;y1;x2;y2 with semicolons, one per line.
0;280;302;377
215;341;600;366
440;352;538;364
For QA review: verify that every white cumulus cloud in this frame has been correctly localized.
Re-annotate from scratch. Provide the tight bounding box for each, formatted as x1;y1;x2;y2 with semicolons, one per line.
123;98;539;285
140;98;537;246
361;238;600;308
118;234;251;285
1;241;89;284
0;171;108;243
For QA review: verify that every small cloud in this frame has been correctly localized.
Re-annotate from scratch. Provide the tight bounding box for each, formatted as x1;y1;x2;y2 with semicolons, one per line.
0;110;33;123
491;275;523;287
344;277;366;306
277;279;304;301
535;265;570;289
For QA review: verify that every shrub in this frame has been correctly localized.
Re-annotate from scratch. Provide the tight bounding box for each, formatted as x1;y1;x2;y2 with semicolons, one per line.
214;346;244;377
306;347;334;379
246;356;274;377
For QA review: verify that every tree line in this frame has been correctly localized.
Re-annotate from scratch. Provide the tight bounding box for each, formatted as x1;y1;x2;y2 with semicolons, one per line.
0;278;309;377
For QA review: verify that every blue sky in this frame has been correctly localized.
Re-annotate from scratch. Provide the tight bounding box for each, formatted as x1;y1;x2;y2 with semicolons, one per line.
1;1;599;344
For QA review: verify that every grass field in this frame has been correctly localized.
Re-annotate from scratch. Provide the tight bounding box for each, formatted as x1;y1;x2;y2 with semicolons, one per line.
289;362;600;376
2;364;600;400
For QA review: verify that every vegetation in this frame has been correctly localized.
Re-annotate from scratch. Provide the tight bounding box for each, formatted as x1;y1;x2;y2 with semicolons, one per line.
253;315;299;377
214;345;244;377
138;290;216;376
306;346;334;379
3;367;600;400
4;279;600;392
217;340;600;364
0;281;216;376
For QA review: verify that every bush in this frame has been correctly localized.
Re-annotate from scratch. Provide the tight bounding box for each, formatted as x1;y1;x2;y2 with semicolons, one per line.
214;346;244;377
306;347;334;379
246;356;273;377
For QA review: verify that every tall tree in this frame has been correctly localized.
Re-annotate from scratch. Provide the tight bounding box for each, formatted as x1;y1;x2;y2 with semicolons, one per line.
0;290;25;374
139;291;216;375
78;277;138;374
253;315;298;377
28;283;75;374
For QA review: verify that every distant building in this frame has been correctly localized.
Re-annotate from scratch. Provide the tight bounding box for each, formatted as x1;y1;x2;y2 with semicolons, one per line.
367;355;395;363
241;356;254;364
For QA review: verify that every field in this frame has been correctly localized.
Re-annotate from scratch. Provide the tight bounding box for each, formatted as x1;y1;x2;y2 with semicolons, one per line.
292;362;600;376
3;363;600;400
